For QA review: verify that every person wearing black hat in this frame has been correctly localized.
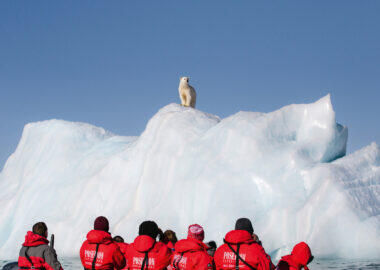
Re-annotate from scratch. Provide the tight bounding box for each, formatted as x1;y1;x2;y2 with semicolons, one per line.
214;217;274;270
113;236;129;270
206;240;217;257
235;218;254;234
80;216;126;270
126;220;172;269
235;218;263;246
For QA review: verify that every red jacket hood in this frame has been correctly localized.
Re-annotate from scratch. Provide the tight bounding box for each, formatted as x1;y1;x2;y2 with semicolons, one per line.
116;242;129;254
23;231;49;247
174;238;208;253
291;242;312;266
86;230;113;244
224;230;255;245
281;242;312;270
133;235;156;253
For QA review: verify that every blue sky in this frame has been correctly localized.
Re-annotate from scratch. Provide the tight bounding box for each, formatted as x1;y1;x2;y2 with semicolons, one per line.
0;1;379;168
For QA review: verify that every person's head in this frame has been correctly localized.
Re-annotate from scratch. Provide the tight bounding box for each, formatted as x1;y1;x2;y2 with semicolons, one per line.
187;224;205;242
235;218;254;235
206;241;217;257
32;222;48;238
158;228;164;242
253;233;263;246
94;216;109;232
164;230;178;244
139;221;159;239
207;240;217;249
113;236;124;243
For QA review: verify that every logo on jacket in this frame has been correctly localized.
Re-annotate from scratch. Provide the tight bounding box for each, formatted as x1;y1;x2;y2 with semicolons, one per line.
223;252;246;261
133;257;155;267
84;250;104;264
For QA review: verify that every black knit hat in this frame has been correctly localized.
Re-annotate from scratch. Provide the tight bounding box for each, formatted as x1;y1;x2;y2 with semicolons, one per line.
235;218;254;234
94;216;109;232
139;221;159;239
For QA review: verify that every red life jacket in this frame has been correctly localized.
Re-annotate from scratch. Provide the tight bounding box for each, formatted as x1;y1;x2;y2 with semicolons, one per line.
126;235;172;270
116;242;129;270
168;238;214;270
214;230;272;270
276;242;312;270
18;231;62;270
80;230;126;270
166;241;175;251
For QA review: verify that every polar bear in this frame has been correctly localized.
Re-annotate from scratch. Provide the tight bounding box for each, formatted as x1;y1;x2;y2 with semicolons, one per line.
178;77;196;108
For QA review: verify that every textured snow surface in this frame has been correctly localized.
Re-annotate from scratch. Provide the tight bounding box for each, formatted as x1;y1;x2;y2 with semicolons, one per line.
0;95;379;259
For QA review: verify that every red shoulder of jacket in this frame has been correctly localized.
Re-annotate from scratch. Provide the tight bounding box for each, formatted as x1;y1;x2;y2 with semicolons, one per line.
116;242;129;254
166;241;175;251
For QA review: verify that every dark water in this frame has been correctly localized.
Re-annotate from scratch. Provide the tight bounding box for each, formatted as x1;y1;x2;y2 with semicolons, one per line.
1;258;380;269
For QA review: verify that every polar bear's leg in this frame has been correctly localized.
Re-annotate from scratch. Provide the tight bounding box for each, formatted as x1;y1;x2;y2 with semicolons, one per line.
190;96;196;108
185;93;192;107
181;93;187;106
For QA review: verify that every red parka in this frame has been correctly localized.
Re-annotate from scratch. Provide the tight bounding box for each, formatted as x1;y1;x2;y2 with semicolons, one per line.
214;230;273;270
18;231;63;270
80;230;126;270
116;242;129;270
126;235;172;269
276;242;312;270
168;238;214;270
166;241;175;251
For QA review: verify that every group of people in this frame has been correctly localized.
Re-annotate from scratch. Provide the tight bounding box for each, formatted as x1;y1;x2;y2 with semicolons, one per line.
17;217;313;270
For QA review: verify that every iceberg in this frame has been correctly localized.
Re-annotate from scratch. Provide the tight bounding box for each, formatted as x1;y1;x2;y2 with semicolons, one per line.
0;95;378;259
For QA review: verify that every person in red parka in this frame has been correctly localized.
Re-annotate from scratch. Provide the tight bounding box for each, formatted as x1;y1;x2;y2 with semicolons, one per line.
168;224;214;270
18;222;63;270
80;216;126;270
276;242;313;270
162;230;178;252
206;241;217;257
214;218;274;270
113;236;129;270
126;220;172;269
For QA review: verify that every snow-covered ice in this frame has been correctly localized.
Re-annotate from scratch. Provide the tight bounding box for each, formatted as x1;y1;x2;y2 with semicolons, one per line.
0;95;379;259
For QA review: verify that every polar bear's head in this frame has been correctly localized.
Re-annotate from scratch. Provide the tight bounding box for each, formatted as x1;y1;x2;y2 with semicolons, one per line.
180;77;190;83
